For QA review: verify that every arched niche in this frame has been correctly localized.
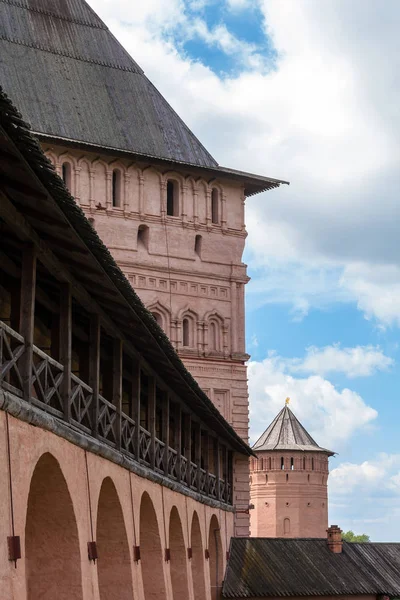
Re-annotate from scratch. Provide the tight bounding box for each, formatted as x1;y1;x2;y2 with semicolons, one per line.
191;511;206;600
169;506;189;600
96;477;133;600
208;514;223;600
140;492;166;599
25;453;83;600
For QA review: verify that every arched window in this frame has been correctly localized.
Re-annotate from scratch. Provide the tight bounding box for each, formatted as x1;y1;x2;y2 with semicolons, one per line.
151;312;162;327
307;474;310;482
286;473;289;482
195;234;202;257
211;188;219;224
284;518;290;534
312;457;314;471
62;162;72;191
167;179;179;216
137;224;149;249
182;318;190;347
265;474;268;483
268;457;272;470
303;456;306;470
112;169;122;207
281;456;284;470
290;457;294;471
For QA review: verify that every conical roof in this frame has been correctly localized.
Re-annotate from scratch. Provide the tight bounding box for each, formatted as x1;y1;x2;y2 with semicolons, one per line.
0;0;217;168
252;405;334;455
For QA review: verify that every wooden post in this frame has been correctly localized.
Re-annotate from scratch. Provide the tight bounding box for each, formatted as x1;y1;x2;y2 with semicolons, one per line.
59;283;72;422
214;438;221;501
175;403;182;483
148;377;156;470
132;362;141;460
195;423;202;492
203;431;209;495
186;414;192;487
19;244;37;401
162;394;170;475
89;315;100;438
113;339;123;450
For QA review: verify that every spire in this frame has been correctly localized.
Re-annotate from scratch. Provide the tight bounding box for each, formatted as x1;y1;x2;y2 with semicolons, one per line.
252;402;334;455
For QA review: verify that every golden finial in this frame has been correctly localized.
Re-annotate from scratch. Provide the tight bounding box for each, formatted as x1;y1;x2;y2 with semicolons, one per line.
285;397;290;405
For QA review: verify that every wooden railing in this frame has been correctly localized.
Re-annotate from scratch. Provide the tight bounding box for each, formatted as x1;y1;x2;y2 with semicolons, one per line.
0;321;233;504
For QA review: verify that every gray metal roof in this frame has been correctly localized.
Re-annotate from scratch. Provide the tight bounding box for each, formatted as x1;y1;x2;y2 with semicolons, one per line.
252;405;334;455
0;0;218;168
223;538;400;598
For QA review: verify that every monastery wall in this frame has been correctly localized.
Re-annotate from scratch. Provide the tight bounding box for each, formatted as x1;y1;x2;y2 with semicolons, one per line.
0;409;231;600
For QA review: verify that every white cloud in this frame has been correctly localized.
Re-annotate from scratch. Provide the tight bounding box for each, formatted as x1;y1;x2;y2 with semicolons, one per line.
330;454;400;494
289;344;394;378
248;353;378;448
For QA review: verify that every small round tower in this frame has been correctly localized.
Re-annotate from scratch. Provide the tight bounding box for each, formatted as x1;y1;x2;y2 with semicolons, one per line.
250;399;334;538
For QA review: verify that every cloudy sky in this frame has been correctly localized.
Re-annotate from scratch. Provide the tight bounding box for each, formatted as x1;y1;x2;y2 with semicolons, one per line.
87;0;400;540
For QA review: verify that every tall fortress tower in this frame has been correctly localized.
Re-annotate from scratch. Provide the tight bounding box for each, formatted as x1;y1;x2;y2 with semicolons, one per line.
0;0;286;535
250;402;334;538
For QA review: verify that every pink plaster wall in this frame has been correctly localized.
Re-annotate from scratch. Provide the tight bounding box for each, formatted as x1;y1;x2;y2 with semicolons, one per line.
0;409;233;600
250;451;329;538
43;144;251;536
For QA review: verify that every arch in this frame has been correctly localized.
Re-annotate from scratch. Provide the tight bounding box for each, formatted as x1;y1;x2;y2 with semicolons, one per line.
25;453;83;600
93;159;108;208
169;506;189;600
44;150;57;166
286;473;289;482
137;224;149;249
182;318;190;347
178;308;198;348
147;301;170;333
140;492;166;599
96;478;133;600
191;511;206;600
167;178;179;216
112;168;123;207
268;456;272;470
312;457;314;470
208;514;223;600
303;456;306;470
77;157;91;204
284;518;290;534
211;188;219;224
290;457;294;470
281;456;285;470
62;161;73;192
195;234;202;257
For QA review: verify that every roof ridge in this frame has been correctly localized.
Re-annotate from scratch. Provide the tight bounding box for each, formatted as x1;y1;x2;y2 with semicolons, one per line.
0;33;141;73
0;0;106;29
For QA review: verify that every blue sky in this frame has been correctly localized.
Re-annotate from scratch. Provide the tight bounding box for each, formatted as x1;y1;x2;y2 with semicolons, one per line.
89;0;400;540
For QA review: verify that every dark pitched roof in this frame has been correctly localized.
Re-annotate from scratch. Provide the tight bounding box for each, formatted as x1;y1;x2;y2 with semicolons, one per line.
0;84;254;457
0;0;289;195
252;405;334;455
0;0;217;167
223;538;400;598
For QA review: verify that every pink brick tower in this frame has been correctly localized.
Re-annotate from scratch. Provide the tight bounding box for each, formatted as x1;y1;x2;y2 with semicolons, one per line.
250;400;334;538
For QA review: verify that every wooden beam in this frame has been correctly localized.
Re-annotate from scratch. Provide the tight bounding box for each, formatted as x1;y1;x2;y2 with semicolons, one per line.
148;377;156;470
195;423;202;492
132;362;141;461
89;315;100;438
59;283;72;421
19;243;36;401
113;339;123;450
162;394;170;475
186;414;192;487
175;403;182;484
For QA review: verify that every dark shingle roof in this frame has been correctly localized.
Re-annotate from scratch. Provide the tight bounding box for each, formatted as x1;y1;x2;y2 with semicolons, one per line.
223;538;400;598
0;0;217;168
0;84;254;457
252;405;334;455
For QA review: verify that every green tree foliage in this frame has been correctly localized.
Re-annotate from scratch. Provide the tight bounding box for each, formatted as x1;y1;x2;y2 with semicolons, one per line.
342;530;370;543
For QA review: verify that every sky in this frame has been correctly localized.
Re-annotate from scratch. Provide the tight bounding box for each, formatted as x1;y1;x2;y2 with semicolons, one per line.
87;0;400;541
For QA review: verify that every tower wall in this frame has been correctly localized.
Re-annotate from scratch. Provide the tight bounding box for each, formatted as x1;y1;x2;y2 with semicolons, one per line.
43;144;251;534
250;451;329;538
